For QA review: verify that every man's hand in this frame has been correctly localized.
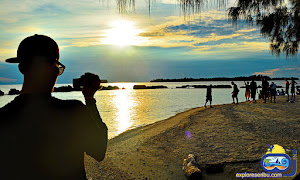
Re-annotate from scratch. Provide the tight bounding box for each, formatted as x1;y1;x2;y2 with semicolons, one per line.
82;73;101;99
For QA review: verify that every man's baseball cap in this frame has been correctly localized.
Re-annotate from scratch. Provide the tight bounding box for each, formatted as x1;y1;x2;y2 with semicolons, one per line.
5;34;60;64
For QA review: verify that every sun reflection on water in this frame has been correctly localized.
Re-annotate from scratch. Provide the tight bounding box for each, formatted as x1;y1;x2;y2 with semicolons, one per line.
112;89;136;135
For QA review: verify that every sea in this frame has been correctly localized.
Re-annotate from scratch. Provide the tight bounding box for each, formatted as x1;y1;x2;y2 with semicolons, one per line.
0;80;287;139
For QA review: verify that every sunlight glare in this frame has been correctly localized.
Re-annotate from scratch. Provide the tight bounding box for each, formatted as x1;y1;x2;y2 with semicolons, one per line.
101;20;147;46
113;89;135;134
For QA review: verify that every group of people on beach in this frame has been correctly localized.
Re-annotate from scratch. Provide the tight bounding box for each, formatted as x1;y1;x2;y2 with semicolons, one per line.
232;80;258;104
254;78;297;103
205;77;298;107
284;78;298;101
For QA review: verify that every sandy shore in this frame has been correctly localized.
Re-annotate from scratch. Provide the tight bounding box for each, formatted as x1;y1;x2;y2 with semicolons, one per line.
85;96;300;180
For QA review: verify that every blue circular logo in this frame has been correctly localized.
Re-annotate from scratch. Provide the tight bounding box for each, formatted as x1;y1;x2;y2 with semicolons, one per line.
261;153;291;172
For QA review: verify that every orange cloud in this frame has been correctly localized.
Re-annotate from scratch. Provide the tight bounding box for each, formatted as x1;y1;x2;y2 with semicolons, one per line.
253;68;298;76
0;77;17;83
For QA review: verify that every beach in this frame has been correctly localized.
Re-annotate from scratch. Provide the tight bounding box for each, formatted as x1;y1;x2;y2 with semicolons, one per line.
84;95;300;179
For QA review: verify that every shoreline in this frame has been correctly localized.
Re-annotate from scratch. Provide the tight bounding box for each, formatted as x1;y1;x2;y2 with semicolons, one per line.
85;95;300;179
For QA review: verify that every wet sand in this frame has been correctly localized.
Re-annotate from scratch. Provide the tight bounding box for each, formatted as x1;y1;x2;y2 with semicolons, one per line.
85;96;300;179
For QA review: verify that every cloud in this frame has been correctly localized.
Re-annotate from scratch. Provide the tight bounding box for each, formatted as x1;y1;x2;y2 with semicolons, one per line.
187;41;269;56
0;49;15;54
141;23;243;48
4;26;43;33
0;77;17;83
136;10;265;55
0;0;115;49
0;49;16;61
71;38;103;47
253;67;300;77
254;68;281;76
0;0;262;55
236;29;257;33
161;0;177;4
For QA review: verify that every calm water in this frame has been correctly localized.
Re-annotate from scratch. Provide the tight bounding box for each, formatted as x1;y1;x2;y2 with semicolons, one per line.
0;81;287;139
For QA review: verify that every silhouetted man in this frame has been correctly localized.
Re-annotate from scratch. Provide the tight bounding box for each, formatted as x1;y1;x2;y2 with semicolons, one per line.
290;77;298;101
204;84;213;108
270;82;276;103
0;34;107;180
250;79;257;103
285;78;290;101
231;81;239;104
261;77;269;103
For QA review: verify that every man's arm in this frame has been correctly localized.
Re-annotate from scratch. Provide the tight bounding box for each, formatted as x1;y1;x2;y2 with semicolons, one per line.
84;98;108;162
85;98;104;128
81;73;108;162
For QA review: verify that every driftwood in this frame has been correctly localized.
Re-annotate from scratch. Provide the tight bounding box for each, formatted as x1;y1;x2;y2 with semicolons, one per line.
182;154;202;180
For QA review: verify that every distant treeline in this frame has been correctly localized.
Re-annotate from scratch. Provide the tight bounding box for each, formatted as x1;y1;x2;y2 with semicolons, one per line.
150;75;299;82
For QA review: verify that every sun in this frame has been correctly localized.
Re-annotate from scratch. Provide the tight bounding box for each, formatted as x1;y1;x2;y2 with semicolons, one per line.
101;20;147;46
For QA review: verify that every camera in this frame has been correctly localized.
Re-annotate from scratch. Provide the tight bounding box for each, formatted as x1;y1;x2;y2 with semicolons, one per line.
73;72;101;90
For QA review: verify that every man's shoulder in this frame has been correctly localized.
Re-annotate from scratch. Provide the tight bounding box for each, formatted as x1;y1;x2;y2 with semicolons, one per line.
0;95;85;111
0;95;22;112
50;97;85;109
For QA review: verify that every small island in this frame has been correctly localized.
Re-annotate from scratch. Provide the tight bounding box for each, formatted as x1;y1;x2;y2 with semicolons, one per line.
133;85;168;89
150;75;299;82
176;85;231;88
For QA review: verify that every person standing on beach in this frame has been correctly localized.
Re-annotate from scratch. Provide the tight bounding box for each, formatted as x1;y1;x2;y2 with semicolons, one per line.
204;84;213;108
244;81;250;101
231;81;239;104
270;82;276;103
0;34;107;180
290;77;298;101
250;79;258;103
261;77;269;103
285;78;290;101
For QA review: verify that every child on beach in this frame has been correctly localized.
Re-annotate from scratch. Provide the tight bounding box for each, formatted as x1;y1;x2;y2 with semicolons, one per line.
244;81;250;101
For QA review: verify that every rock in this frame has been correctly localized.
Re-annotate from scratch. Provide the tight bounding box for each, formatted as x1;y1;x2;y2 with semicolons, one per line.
0;90;4;96
102;86;120;90
8;88;20;95
53;85;73;92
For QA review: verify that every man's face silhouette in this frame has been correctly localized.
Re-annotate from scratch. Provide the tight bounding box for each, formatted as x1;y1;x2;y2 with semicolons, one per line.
19;56;61;93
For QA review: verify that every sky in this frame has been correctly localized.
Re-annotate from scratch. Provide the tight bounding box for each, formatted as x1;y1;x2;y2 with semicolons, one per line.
0;0;299;84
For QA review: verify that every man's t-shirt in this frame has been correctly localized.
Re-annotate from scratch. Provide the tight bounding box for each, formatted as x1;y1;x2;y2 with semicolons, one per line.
270;83;276;90
250;81;257;91
262;80;269;89
0;93;107;180
233;84;239;94
206;87;212;98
